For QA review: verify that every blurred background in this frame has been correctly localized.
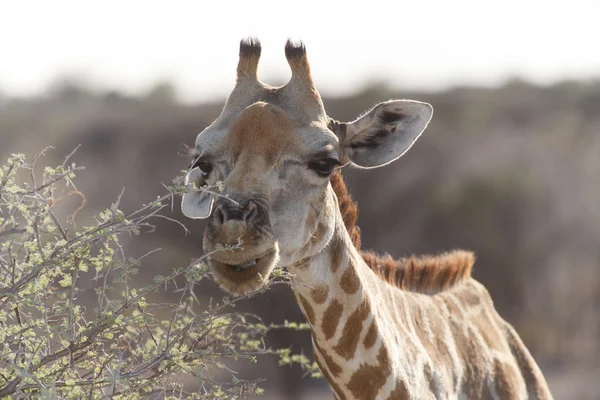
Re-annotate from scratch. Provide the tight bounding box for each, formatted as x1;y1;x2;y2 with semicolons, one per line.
1;1;599;398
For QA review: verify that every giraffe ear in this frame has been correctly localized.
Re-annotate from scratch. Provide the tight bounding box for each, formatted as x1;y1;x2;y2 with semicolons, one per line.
333;100;433;169
181;167;214;219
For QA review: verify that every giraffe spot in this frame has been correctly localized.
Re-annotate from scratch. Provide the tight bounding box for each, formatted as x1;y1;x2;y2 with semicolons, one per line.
493;359;522;399
472;309;506;352
313;333;343;377
322;299;343;340
363;320;378;349
314;347;347;399
502;321;552;398
298;294;316;326
386;380;410;400
340;267;360;294
333;301;369;360
451;326;489;398
329;238;343;273
347;346;391;400
310;284;329;304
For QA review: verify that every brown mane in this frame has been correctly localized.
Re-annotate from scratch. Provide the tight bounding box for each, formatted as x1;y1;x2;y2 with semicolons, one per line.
330;171;362;250
330;170;474;293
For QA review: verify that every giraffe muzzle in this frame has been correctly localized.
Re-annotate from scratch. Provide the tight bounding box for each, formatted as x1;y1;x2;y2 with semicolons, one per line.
203;199;278;295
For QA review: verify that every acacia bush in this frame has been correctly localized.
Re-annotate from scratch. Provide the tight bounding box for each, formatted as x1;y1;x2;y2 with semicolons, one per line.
0;150;317;399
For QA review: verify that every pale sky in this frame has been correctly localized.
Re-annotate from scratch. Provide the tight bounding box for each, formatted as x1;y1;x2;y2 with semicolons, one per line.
0;0;598;102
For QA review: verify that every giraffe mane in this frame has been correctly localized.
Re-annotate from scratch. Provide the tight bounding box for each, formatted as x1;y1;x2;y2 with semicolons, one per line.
330;170;474;294
330;171;362;250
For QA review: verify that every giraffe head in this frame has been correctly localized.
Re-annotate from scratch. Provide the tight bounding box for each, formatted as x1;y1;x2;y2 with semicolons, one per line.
182;38;432;295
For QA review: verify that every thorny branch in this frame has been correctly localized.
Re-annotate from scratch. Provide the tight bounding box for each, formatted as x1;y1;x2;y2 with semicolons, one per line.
0;150;312;399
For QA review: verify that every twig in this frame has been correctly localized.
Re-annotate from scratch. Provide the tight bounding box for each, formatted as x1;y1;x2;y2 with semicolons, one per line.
0;228;26;239
61;145;81;167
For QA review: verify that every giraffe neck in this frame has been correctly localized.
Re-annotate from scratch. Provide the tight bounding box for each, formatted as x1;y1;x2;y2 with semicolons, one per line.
287;183;554;399
288;218;553;400
288;208;407;399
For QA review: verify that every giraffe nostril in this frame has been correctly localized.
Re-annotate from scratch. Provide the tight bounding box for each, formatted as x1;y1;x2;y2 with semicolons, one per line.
213;205;226;226
243;201;259;226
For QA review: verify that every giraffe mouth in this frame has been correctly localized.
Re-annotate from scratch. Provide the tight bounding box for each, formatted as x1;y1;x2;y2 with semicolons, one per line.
207;247;279;296
225;258;258;271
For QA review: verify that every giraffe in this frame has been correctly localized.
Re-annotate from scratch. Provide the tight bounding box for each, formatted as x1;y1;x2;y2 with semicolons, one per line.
181;38;553;399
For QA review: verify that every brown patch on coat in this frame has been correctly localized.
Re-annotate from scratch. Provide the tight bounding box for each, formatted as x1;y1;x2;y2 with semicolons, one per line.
450;326;489;399
363;320;378;349
313;333;343;377
330;171;475;294
328;237;343;274
322;299;343;340
333;301;370;360
340;267;360;294
313;344;346;399
471;309;507;353
493;359;521;399
347;346;392;400
310;284;329;304
502;320;553;399
361;250;475;294
386;380;410;400
298;294;316;325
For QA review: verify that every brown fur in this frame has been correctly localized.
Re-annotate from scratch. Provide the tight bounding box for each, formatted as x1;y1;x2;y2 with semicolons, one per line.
330;171;361;248
386;381;410;400
314;334;343;377
328;236;343;274
229;102;297;168
363;320;377;349
347;346;393;400
322;299;344;340
340;267;361;294
333;301;370;360
298;294;316;325
362;250;474;294
330;170;474;294
310;284;329;304
313;337;345;398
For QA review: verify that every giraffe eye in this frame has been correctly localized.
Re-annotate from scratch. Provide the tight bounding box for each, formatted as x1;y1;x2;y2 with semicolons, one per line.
190;158;213;177
308;158;341;177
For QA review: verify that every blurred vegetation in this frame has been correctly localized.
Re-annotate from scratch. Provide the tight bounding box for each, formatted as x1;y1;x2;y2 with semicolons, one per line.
1;78;599;399
0;152;316;398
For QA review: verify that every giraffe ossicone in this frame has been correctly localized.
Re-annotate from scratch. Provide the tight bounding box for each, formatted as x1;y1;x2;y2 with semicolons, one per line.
181;38;553;399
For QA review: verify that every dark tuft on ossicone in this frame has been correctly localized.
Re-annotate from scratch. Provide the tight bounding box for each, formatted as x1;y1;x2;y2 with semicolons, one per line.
285;39;307;59
240;37;262;58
